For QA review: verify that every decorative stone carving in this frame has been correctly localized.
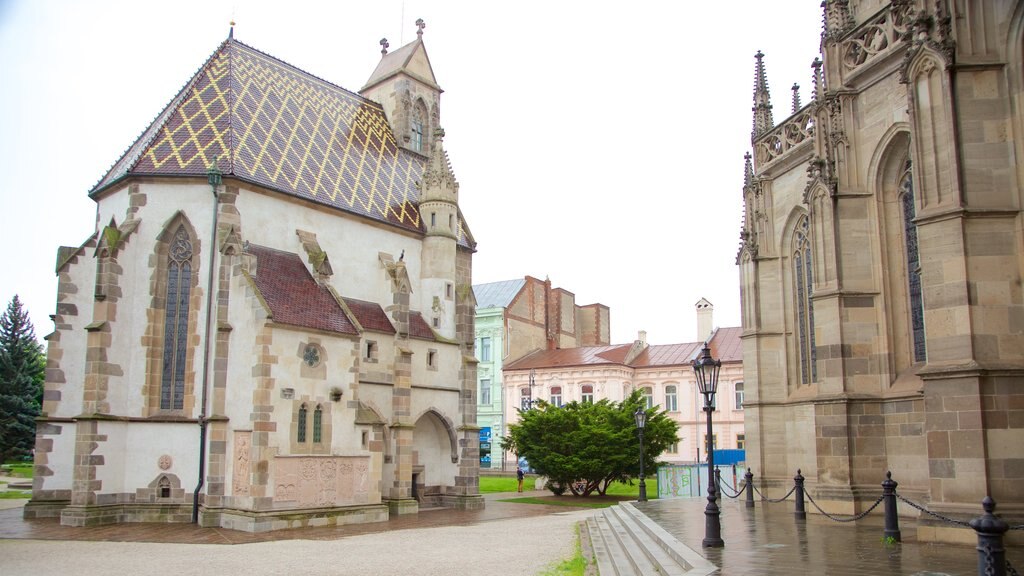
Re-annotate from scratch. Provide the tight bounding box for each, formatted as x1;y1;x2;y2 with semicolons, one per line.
273;455;372;507
233;431;251;496
158;454;173;470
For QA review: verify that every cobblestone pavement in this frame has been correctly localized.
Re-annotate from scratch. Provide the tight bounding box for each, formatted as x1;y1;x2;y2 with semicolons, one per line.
636;496;1007;576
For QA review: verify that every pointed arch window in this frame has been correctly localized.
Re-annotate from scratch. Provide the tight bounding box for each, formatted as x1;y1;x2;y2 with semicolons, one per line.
794;215;817;384
411;102;427;153
297;404;308;443
900;161;926;363
161;225;193;410
313;404;323;443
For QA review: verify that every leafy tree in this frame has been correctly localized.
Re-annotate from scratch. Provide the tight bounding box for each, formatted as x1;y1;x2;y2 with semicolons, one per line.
502;389;678;496
0;295;45;462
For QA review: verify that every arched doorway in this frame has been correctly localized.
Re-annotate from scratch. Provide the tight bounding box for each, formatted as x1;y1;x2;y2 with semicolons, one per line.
411;411;457;506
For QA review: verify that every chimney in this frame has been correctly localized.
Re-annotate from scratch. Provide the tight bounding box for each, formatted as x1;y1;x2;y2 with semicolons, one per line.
638;330;647;347
696;299;713;342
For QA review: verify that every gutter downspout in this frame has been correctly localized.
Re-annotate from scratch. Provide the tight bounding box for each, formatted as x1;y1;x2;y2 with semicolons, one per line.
194;162;222;523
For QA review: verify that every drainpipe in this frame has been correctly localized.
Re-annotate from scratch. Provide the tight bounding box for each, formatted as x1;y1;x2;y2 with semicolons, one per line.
194;161;222;523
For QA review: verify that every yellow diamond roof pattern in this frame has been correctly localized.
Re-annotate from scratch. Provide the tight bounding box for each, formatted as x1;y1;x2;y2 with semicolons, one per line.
93;39;436;235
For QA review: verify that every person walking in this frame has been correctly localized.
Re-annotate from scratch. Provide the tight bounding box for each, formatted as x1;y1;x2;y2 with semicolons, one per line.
517;466;525;492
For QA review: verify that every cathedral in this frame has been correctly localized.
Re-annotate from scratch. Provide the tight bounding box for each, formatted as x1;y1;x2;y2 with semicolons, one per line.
27;23;483;531
739;0;1023;542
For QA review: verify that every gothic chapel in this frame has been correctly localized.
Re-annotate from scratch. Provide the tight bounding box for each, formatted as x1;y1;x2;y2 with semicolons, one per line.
28;23;483;531
739;0;1023;543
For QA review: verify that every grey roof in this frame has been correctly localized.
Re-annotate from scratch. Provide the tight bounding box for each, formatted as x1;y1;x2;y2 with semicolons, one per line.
473;279;526;309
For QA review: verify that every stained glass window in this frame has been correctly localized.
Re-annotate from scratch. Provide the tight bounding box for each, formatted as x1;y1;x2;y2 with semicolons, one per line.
901;161;926;363
161;225;192;410
795;216;817;385
298;404;308;443
313;404;322;443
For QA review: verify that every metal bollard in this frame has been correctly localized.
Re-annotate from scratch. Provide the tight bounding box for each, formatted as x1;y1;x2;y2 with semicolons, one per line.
745;468;755;509
794;469;806;520
881;471;901;542
969;496;1008;576
715;467;722;503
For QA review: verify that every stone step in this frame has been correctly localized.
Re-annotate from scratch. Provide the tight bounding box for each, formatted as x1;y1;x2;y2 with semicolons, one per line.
592;512;640;575
615;503;717;576
586;517;618;576
586;503;718;576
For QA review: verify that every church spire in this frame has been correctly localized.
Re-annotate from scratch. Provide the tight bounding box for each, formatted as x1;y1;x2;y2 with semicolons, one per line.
752;51;774;142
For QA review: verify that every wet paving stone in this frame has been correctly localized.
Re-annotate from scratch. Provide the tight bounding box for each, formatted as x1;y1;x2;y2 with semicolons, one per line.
636;497;989;575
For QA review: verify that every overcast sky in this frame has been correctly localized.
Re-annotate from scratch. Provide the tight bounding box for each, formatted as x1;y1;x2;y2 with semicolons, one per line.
0;0;823;346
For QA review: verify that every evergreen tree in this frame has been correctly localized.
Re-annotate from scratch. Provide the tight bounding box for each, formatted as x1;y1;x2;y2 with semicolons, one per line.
0;295;45;462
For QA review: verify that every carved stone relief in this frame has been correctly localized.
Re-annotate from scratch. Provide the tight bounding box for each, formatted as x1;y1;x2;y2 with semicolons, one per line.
273;455;372;507
233;431;251;496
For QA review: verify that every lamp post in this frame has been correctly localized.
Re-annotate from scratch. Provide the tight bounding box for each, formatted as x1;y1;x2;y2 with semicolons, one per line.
692;343;723;548
634;407;648;502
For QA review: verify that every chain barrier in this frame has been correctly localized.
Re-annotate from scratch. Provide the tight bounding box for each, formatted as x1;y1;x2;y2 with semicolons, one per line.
803;490;885;523
752;483;797;503
894;493;971;528
718;476;746;499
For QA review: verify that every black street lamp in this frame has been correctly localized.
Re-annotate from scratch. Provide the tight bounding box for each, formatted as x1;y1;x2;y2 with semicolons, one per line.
692;343;723;548
634;407;648;502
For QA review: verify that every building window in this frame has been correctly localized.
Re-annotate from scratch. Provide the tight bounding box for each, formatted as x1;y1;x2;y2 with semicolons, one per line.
520;387;532;410
446;282;454;300
365;341;378;362
480;337;492;362
427;349;437;370
581;384;594;404
665;385;678;412
550;386;562;407
432;316;440;328
794;215;817;385
900;161;926;363
642;387;653;409
313;404;323;443
297;404;308;443
734;382;744;410
480;379;491;405
449;214;454;231
668;442;679;454
704;433;718;455
411;102;426;152
430;212;436;228
737;434;745;450
303;344;321;368
161;225;193;410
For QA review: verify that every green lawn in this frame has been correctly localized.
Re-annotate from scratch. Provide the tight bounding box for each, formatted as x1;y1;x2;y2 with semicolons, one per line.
480;475;658;499
0;490;31;499
1;462;34;478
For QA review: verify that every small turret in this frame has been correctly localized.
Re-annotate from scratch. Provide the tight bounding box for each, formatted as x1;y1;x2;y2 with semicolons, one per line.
752;51;775;142
791;83;802;114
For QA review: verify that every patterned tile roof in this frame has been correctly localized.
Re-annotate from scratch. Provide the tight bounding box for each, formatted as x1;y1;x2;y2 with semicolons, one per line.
473;278;527;309
504;327;742;371
246;244;358;336
92;39;471;246
342;298;396;335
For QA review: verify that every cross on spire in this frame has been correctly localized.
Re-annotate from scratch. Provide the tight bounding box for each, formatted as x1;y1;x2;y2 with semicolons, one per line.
416;18;426;38
380;38;389;56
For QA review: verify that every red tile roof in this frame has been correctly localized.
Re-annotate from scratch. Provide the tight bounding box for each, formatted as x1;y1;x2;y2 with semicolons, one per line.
246;244;358;335
409;312;436;341
342;298;396;335
504;327;742;371
92;39;472;248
